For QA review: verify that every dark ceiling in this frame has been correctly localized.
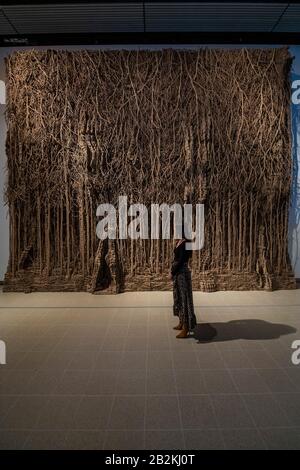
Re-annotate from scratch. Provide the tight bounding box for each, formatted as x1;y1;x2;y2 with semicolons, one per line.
1;1;300;46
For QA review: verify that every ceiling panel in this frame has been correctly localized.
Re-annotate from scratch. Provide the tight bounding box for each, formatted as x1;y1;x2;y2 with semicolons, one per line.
274;4;300;32
2;3;144;34
2;2;300;40
145;2;287;32
0;9;17;34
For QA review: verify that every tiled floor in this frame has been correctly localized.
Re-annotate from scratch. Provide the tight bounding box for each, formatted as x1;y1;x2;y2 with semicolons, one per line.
0;289;300;449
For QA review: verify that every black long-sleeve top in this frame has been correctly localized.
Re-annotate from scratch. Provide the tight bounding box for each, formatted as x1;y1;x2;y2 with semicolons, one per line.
171;239;192;277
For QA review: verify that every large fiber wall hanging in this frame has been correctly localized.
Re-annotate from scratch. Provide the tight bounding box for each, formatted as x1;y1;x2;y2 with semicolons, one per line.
3;48;296;293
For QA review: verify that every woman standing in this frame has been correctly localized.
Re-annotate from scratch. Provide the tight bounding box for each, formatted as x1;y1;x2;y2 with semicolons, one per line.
171;236;197;338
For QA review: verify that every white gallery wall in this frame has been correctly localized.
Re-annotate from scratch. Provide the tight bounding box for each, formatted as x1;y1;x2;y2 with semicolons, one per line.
0;44;300;280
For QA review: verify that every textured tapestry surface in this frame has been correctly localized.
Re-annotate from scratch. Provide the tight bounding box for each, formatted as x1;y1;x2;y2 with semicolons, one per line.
4;47;296;293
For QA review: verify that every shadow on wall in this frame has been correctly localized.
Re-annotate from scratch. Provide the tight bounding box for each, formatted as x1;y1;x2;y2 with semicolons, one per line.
194;319;296;343
289;71;300;276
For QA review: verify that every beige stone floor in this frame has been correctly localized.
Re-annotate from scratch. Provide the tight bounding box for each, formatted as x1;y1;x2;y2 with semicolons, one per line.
0;288;300;450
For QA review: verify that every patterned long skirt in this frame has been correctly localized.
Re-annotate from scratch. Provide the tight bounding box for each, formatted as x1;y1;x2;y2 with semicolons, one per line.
173;264;197;331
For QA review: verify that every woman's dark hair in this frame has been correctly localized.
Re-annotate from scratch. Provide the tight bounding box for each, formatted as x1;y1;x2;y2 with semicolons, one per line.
181;221;192;243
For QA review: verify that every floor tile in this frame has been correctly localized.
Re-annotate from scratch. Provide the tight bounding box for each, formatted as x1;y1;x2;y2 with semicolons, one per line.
54;369;91;395
175;370;207;395
108;396;145;430
94;351;122;369
65;430;105;449
221;350;253;369
257;369;296;393
203;370;237;394
272;393;300;426
1;396;46;429
74;396;113;429
120;351;147;369
147;369;176;395
179;395;217;429
24;431;67;449
173;350;199;370
195;350;225;369
86;369;118;395
36;396;80;430
222;428;266;449
183;429;224;449
285;368;300;392
116;369;146;395
146;396;181;430
230;369;270;393
0;430;29;449
260;427;300;450
146;430;184;450
243;394;292;427
104;430;145;450
245;350;279;369
148;351;173;369
124;337;147;351
212;395;254;428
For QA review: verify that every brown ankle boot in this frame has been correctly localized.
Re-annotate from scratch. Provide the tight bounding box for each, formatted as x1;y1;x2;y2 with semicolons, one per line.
173;321;183;330
176;324;189;338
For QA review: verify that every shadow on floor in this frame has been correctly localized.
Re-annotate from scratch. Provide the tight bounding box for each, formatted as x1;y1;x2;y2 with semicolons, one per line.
193;320;297;343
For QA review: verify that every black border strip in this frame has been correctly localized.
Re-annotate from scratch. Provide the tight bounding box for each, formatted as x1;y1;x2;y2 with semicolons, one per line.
1;31;300;46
